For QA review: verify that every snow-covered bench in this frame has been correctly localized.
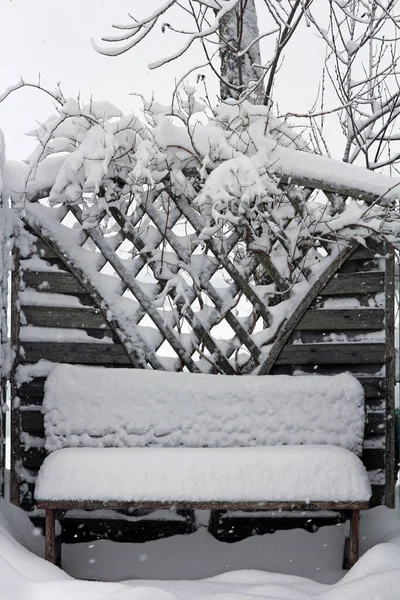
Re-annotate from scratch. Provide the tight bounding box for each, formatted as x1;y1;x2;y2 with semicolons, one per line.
35;365;371;569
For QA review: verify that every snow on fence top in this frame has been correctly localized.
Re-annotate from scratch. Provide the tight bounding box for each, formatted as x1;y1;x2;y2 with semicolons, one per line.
43;366;365;454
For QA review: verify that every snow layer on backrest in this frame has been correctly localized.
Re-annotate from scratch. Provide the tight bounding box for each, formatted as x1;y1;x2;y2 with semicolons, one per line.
43;366;365;454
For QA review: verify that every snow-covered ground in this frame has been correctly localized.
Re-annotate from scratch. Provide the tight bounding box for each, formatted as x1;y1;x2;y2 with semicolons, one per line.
2;481;400;600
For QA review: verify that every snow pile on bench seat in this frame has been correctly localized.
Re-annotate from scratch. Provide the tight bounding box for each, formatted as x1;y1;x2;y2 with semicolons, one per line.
35;445;371;503
43;366;365;454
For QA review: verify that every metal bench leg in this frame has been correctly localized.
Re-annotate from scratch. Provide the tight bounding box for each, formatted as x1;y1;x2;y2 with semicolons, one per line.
45;508;62;567
343;509;360;570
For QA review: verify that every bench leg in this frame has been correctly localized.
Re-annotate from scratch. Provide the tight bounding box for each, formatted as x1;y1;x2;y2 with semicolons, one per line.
45;508;62;567
343;510;360;570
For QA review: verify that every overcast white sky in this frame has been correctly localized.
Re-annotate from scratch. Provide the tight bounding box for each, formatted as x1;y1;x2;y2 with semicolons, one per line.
0;0;328;160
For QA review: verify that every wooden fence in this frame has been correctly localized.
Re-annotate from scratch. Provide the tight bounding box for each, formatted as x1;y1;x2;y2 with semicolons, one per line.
9;197;396;541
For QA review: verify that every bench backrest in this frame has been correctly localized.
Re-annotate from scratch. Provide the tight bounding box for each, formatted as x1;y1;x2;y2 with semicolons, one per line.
42;365;365;455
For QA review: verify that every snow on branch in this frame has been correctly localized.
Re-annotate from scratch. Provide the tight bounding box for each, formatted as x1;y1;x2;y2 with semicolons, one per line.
92;0;241;64
2;88;399;367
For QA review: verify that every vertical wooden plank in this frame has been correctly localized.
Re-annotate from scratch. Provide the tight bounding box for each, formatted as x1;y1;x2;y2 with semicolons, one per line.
384;247;396;508
0;378;6;498
10;246;21;505
0;195;8;498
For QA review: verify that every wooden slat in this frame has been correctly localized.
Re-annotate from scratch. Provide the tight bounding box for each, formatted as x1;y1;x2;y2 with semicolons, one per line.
10;247;22;505
23;271;87;295
356;377;387;399
370;484;385;506
298;330;385;344
19;446;45;469
21;306;109;330
365;413;386;437
17;378;46;403
362;449;385;470
21;412;44;434
297;309;384;331
33;238;58;259
276;343;385;365
384;251;396;507
36;499;370;511
21;342;132;365
348;244;385;261
320;272;384;295
338;259;383;274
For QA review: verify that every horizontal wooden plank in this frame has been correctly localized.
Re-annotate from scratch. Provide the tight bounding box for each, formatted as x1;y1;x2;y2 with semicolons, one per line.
21;342;132;365
21;412;44;434
365;413;386;437
320;272;384;295
21;306;109;330
37;499;370;511
276;343;385;365
362;449;385;470
314;295;383;309
338;258;383;274
17;378;46;403
349;243;386;261
298;330;385;344
297;309;384;331
370;484;385;507
23;271;87;295
19;446;45;469
354;377;387;399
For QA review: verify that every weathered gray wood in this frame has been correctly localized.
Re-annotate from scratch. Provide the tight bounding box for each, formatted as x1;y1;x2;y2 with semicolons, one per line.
21;342;132;365
23;271;88;295
365;413;386;437
21;306;109;330
362;448;385;470
370;485;385;506
32;238;57;260
359;377;387;398
109;205;237;375
348;246;383;260
349;510;360;568
37;499;370;511
276;343;385;365
297;309;384;331
298;330;385;345
70;206;200;374
343;510;360;569
259;242;359;375
338;259;383;274
21;412;44;433
384;250;396;508
45;509;57;565
10;247;22;505
19;446;45;469
320;272;384;295
22;212;164;370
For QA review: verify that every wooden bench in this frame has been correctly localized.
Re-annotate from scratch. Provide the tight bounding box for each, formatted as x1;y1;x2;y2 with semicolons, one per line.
35;365;372;570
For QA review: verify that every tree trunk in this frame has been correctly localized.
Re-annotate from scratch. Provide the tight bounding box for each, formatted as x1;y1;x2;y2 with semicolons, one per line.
219;0;263;101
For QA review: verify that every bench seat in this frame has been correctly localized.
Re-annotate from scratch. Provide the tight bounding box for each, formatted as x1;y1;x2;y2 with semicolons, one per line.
36;445;371;504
